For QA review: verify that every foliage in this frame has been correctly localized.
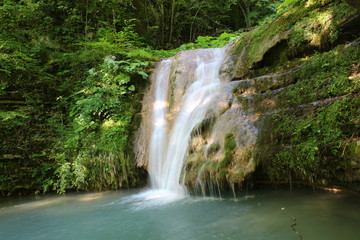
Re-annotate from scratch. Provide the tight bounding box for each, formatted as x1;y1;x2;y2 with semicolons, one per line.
219;134;237;168
276;0;301;15
177;32;240;50
0;0;151;195
279;43;360;107
277;0;335;16
51;52;149;193
271;97;359;183
131;0;283;48
227;0;283;29
133;0;235;48
258;42;360;185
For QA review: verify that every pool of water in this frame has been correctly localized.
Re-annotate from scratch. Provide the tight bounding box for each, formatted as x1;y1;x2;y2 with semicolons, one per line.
0;187;359;240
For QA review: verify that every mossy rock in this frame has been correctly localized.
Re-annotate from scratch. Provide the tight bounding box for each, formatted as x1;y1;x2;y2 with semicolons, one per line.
190;117;215;137
254;93;360;186
236;86;293;113
342;140;360;182
227;170;245;184
228;0;357;79
184;152;207;187
184;0;360;192
344;140;360;166
218;133;236;168
207;142;220;155
232;70;298;96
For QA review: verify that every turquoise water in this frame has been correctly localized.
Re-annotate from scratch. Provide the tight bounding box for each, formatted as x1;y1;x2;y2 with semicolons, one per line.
0;187;359;240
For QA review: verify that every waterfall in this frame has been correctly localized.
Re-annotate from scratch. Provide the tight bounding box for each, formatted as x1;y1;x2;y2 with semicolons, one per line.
147;59;171;191
144;48;227;196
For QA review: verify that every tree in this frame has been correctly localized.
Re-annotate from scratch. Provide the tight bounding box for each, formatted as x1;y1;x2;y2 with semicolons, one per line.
227;0;282;29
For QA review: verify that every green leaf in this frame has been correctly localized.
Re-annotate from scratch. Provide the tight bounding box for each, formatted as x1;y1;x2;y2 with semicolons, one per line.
128;85;135;91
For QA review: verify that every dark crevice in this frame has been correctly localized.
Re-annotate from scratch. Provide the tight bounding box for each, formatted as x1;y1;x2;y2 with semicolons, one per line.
251;14;360;73
252;39;289;70
336;12;360;44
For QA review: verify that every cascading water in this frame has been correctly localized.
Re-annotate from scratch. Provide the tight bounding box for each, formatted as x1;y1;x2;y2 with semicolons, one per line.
142;48;227;197
147;59;171;191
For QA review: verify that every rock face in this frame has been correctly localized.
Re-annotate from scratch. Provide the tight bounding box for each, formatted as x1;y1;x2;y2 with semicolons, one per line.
137;0;360;193
183;79;259;193
183;0;360;192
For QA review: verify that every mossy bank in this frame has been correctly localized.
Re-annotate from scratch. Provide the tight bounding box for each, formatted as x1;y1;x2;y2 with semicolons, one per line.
183;0;360;193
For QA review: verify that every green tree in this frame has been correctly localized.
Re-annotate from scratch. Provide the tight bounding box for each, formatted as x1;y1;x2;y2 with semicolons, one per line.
227;0;282;29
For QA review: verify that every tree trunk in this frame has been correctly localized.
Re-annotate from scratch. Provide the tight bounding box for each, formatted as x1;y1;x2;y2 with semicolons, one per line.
85;0;89;38
160;3;165;48
190;6;202;42
146;0;161;47
169;0;176;45
238;0;251;29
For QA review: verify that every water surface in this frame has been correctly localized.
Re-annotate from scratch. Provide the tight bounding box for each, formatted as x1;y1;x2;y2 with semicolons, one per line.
0;188;359;240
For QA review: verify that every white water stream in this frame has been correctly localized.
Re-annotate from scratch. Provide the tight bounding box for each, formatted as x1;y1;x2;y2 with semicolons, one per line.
146;48;227;198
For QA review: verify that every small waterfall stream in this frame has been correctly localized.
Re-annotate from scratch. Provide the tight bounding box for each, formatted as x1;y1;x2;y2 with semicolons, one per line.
143;48;227;197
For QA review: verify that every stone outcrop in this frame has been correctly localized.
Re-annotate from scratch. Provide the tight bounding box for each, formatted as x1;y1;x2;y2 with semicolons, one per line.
182;0;360;193
135;0;360;194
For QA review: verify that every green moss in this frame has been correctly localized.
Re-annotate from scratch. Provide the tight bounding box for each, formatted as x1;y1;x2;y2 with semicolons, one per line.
191;118;214;137
345;140;360;163
184;152;208;188
168;69;177;112
237;96;251;111
216;169;228;179
225;133;237;149
229;0;356;79
352;142;360;156
265;96;360;183
218;134;236;168
207;142;220;155
289;2;356;47
277;43;360;108
227;170;245;183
